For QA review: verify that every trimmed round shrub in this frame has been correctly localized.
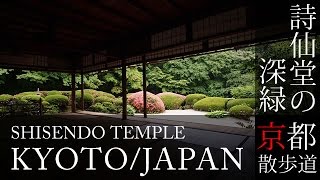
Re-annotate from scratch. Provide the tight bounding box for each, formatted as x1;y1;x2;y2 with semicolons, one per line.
47;90;62;96
193;97;228;111
128;91;165;113
21;95;43;103
45;95;69;111
231;85;255;98
95;96;115;104
60;91;71;98
14;92;42;100
0;94;13;104
227;98;255;109
76;92;94;109
157;92;186;110
205;111;229;118
81;89;115;99
229;104;253;120
40;91;48;97
185;94;207;106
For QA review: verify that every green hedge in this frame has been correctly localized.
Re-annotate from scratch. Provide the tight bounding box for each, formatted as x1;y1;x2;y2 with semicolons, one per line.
47;90;62;96
14;92;41;100
229;104;253;120
95;96;115;104
159;94;185;110
0;94;13;103
76;92;94;109
60;91;71;98
21;95;43;103
226;98;255;109
185;94;207;106
79;89;115;99
231;86;255;98
193;97;228;111
45;95;69;111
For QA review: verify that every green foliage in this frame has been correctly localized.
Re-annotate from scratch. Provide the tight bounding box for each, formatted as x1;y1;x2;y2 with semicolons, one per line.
113;98;123;106
82;89;115;98
0;69;13;85
185;94;207;106
95;96;115;104
229;104;253;120
156;49;256;97
102;102;118;113
16;71;104;90
88;102;134;115
127;105;135;116
47;90;62;96
44;95;69;111
60;91;71;98
226;98;256;109
43;103;60;114
193;97;228;111
103;67;142;94
0;94;13;103
147;66;189;94
14;92;41;100
21;95;43;103
88;103;107;113
76;92;94;109
158;93;185;110
231;86;255;98
205;111;229;118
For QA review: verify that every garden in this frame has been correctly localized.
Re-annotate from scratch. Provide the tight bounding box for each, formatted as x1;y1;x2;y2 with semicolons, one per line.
0;46;264;128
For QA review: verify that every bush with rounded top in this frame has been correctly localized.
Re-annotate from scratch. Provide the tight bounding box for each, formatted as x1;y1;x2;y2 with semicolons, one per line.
157;92;186;110
21;95;43;103
95;96;115;104
45;95;69;111
185;94;207;106
79;89;115;99
60;91;71;98
14;92;42;100
231;86;255;98
0;94;13;104
128;91;165;113
47;90;62;96
76;92;94;109
226;98;255;109
229;104;253;120
193;97;228;112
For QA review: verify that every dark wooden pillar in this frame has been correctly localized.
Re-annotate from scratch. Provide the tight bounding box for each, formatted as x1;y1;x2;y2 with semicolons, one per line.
122;60;127;120
81;71;84;111
71;72;76;113
142;58;147;118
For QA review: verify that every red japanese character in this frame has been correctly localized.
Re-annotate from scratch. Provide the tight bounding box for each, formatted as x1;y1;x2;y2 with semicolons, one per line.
258;122;286;151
